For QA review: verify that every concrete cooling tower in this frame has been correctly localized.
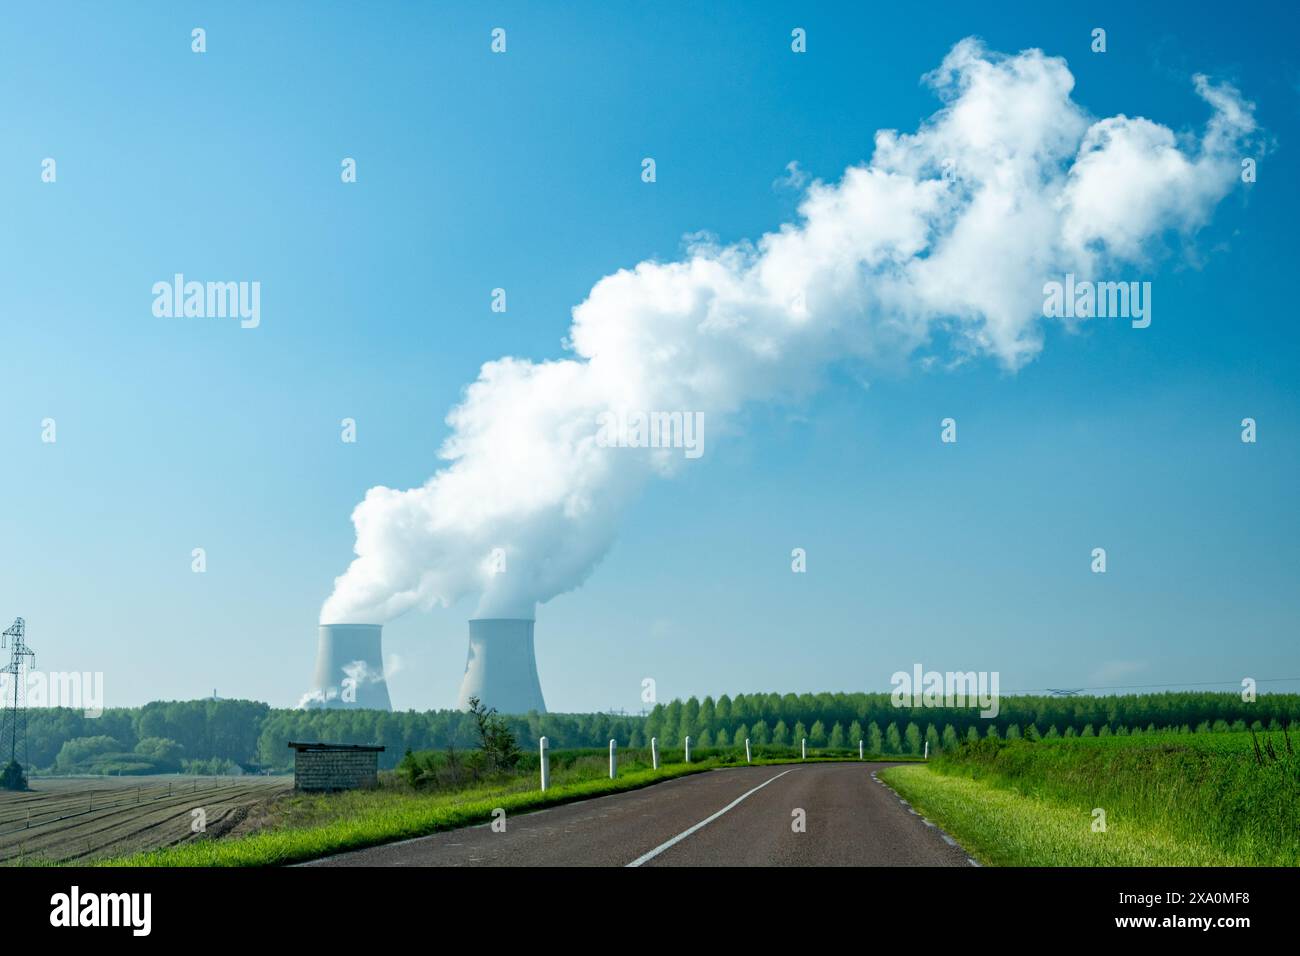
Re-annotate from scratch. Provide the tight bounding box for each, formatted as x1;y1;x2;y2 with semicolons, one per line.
308;624;392;710
455;618;547;714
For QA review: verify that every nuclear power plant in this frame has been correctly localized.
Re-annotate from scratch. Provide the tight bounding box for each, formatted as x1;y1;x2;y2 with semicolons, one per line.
307;624;393;710
305;618;547;714
456;618;547;714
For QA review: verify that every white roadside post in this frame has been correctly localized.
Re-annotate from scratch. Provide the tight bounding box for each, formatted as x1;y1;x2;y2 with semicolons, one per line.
609;739;618;779
745;738;751;764
684;735;692;763
651;736;659;770
859;739;864;760
801;738;807;760
924;740;929;760
539;736;550;792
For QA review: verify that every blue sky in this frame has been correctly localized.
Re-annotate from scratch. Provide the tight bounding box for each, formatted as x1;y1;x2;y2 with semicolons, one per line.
1;1;1297;712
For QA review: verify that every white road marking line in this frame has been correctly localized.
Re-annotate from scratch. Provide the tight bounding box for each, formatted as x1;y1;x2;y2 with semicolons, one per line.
941;834;958;846
624;769;798;867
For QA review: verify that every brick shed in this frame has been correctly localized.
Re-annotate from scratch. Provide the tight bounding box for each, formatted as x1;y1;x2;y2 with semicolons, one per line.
288;741;385;792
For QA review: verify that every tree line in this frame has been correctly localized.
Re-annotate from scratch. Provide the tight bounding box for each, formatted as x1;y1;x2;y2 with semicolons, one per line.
641;691;1300;749
23;699;643;772
20;690;1299;774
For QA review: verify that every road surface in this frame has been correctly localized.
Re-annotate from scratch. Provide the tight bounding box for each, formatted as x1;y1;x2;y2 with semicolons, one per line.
303;762;974;867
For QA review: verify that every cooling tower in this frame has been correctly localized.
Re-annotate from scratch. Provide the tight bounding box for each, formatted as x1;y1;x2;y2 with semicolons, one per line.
308;624;392;710
455;618;547;714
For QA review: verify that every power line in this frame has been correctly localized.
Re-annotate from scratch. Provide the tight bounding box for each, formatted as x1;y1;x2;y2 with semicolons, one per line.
1001;676;1300;695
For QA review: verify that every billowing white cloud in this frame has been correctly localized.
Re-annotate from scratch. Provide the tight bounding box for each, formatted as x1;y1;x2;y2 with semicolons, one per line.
321;39;1255;625
1058;73;1252;267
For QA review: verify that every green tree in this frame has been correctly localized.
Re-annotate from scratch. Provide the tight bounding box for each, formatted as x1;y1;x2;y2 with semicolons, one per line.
925;723;940;755
134;737;184;769
848;720;863;747
794;721;808;745
643;703;666;743
885;723;902;754
773;720;790;745
661;700;682;746
868;721;884;754
751;719;770;745
679;696;701;743
0;760;27;791
699;696;716;735
829;723;846;749
810;720;827;746
466;697;521;770
904;722;922;754
55;736;121;771
941;724;958;751
731;695;752;723
715;694;732;723
732;725;747;747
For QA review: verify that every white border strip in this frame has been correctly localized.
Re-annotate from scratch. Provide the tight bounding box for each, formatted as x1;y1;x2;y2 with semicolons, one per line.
625;768;797;867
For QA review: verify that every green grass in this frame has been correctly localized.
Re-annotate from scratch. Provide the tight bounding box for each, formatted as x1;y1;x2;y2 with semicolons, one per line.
880;730;1299;866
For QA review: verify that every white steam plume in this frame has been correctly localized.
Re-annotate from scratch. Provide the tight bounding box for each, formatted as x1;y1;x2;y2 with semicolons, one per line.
321;39;1254;625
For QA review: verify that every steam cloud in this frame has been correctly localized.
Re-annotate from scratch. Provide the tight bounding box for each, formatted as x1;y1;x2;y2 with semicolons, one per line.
321;39;1255;626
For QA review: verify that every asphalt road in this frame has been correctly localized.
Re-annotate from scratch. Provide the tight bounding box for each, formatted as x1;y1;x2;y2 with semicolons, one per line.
303;762;974;867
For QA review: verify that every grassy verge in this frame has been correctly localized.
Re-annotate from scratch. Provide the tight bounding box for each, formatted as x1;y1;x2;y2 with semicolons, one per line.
880;731;1299;866
881;765;1241;865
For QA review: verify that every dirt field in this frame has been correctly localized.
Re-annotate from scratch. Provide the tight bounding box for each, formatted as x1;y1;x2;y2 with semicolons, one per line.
0;774;292;864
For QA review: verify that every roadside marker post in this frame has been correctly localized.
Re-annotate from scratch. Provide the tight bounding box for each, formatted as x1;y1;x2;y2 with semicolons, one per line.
859;739;864;760
609;739;617;779
745;738;751;763
801;738;807;760
685;735;692;763
924;740;929;760
651;736;659;770
539;736;550;792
